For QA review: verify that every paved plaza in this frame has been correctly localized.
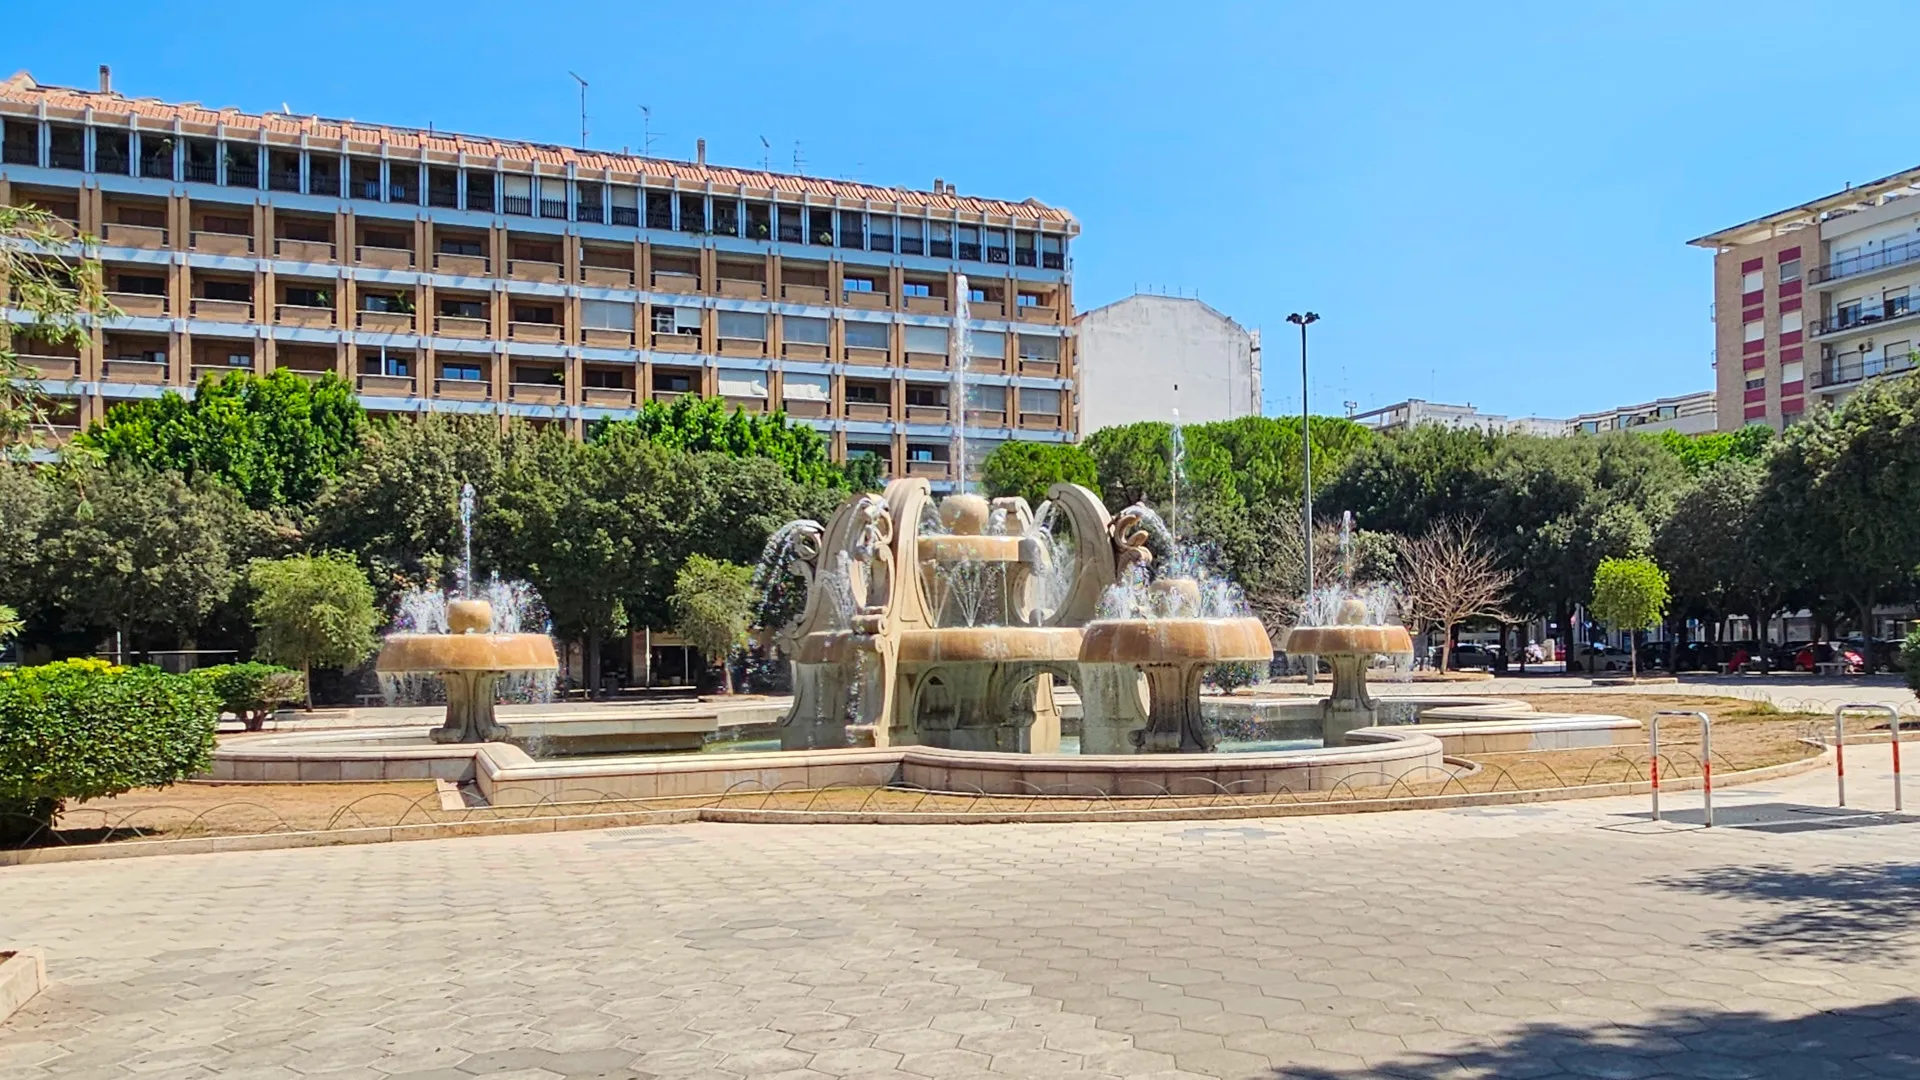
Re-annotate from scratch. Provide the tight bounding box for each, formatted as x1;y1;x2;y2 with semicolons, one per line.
2;746;1918;1079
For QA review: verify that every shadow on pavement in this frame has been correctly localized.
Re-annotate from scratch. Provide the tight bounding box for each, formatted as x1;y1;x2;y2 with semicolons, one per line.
1271;999;1920;1078
1651;861;1920;964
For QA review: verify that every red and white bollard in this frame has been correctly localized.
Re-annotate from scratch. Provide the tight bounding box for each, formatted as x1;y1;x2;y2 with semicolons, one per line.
1835;703;1902;812
1653;711;1712;827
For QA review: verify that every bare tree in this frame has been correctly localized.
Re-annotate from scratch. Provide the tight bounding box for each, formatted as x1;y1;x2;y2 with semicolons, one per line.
1398;518;1514;674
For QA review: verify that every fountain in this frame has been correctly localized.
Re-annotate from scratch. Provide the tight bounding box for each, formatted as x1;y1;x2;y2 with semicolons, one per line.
373;484;560;744
1285;596;1416;744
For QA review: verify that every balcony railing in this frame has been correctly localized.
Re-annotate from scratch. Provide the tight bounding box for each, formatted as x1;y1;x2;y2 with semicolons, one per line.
48;147;83;170
184;161;218;184
503;195;532;216
354;180;383;200
1042;251;1065;270
611;206;639;226
309;173;341;197
1809;238;1920;285
3;142;40;166
539;199;568;219
427;187;459;209
1812;295;1920;337
268;170;302;192
576;203;605;225
1813;350;1918;390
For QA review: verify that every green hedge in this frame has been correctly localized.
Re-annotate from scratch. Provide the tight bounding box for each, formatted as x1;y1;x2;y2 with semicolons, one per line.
193;662;304;730
0;659;219;843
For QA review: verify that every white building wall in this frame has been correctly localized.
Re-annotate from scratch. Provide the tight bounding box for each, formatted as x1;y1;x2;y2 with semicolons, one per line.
1074;295;1260;434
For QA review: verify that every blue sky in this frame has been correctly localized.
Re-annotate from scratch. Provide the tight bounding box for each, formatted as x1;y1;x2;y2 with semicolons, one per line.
7;2;1911;419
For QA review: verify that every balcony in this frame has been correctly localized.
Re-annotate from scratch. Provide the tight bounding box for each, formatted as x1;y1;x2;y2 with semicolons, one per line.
508;322;564;344
724;396;767;413
582;386;637;408
905;459;952;480
103;223;167;249
434;378;492;401
275;366;333;383
780;283;828;304
1812;350;1918;390
106;292;169;317
355;374;415;396
508;382;565;405
904;351;949;371
356;310;415;333
18;354;81;379
781;341;829;361
275;304;337;328
967;299;1006;319
1019;412;1064;430
650;333;700;353
1811;295;1920;338
845;401;892;422
191;231;253;256
845;346;891;366
843;290;890;311
1018;357;1062;378
274;239;336;263
192;363;256;382
581;327;635;348
2;141;37;167
717;337;767;358
611;206;639;227
906;404;951;423
1809;238;1920;286
103;359;169;383
904;294;949;315
651;271;700;294
651;387;698;403
576;203;605;225
184;162;218;185
580;265;635;288
967;409;1009;428
355;245;415;270
433;253;490;277
538;198;568;220
190;299;254;322
1014;303;1058;324
966;355;1006;374
507;259;564;284
717;277;767;299
783;399;830;419
268;170;302;193
434;316;491;339
503;195;532;216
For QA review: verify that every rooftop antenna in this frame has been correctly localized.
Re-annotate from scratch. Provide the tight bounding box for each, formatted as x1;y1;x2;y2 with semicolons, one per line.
639;106;660;158
567;72;589;148
793;141;806;176
758;135;770;171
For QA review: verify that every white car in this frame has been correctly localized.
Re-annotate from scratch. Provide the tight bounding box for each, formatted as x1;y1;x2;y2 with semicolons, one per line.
1565;644;1633;673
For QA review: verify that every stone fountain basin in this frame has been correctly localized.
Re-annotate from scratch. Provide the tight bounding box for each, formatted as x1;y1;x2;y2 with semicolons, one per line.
794;630;870;665
897;626;1083;664
1078;617;1273;665
915;534;1036;564
1283;624;1414;656
375;633;560;673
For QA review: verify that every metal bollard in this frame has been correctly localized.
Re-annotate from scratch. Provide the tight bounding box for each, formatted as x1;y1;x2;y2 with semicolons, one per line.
1652;711;1713;827
1834;703;1901;812
1649;714;1661;821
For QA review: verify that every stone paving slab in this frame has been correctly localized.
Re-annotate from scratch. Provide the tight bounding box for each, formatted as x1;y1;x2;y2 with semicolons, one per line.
1;748;1917;1079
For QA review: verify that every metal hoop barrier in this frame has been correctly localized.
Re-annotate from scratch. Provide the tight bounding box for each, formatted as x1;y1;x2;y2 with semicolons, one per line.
1651;710;1713;827
1833;703;1902;812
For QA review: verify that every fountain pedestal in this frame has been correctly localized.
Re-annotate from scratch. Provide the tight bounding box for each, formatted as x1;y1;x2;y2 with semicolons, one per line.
375;599;560;746
1078;613;1273;754
1283;599;1415;745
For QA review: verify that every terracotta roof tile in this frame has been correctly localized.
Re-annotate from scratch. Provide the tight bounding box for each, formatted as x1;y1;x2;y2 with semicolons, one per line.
0;73;1075;227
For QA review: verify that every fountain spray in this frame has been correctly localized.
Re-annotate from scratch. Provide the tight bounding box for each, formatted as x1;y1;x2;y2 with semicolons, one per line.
457;481;476;599
1169;408;1185;538
950;274;971;493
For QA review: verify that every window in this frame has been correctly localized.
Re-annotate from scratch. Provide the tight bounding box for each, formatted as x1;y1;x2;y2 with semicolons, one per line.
202;214;251;236
464;170;495;212
1041;234;1064;269
96;129;131;175
363;228;410;251
845;382;883;404
898;218;924;256
1743;319;1764;342
776;204;804;243
441;362;483;382
679;193;705;233
1885;341;1912;371
281;218;329;243
984;229;1009;264
1781;310;1804;334
844;276;875;293
869;217;895;253
582;300;632;330
223;144;258;188
1018;387;1061;414
361;352;409;377
1838;298;1864;327
1836;246;1862;275
361;292;411;314
906;385;946;407
440;298;485;319
784;372;830;402
784;316;830;345
930;222;953;259
655;370;695;393
1018;334;1059;361
513;365;563;386
646;191;674;230
610;186;639;227
908;446;939;462
838;210;864;249
1781;360;1805;384
712;200;740;237
968;287;987;303
285;286;332;308
1741;270;1763;293
661;306;702;336
1779;258;1801;285
203;280;251;302
511;304;557;325
967;330;1005;358
717;369;768;398
745;202;771;240
1014;232;1036;267
117;274;166;296
502;174;533;215
967;385;1006;410
439;237;483;257
1889;286;1914;318
844;321;890;350
718;311;767;340
1017;292;1043;308
48;125;84;170
956;225;981;261
903;282;931;298
904;326;947;354
582;367;627;389
1745;376;1765;391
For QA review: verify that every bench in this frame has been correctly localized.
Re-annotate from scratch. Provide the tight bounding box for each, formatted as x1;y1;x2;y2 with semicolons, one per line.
1814;661;1847;677
356;692;386;707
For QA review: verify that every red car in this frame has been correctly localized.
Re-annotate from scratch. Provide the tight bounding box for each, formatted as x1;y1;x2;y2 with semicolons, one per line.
1793;642;1864;673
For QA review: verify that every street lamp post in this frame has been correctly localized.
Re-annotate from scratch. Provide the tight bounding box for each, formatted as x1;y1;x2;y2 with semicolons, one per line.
1287;312;1319;683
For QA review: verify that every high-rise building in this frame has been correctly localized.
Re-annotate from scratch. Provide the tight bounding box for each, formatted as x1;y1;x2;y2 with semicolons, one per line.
1073;294;1261;433
1690;166;1920;430
0;70;1080;484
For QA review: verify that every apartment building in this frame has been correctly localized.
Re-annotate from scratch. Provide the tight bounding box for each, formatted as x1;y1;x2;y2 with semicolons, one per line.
1074;295;1260;433
1349;398;1564;436
0;70;1079;484
1690;165;1920;430
1351;390;1713;437
1564;390;1715;435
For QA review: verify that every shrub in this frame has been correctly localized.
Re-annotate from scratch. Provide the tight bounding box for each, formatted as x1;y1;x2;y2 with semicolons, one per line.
1203;660;1265;692
1903;627;1920;696
193;662;304;731
0;660;219;843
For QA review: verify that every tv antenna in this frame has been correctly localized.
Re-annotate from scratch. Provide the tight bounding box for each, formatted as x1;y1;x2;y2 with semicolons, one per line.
567;72;588;148
793;141;806;175
758;135;770;171
638;106;661;157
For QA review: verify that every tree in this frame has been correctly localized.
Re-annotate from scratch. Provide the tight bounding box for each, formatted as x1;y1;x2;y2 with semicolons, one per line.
0;605;19;648
77;369;365;510
37;465;249;652
1398;518;1513;673
594;395;856;490
981;441;1100;507
1;204;109;451
247;553;381;708
1649;425;1773;476
669;555;755;693
1590;556;1670;680
1655;458;1782;661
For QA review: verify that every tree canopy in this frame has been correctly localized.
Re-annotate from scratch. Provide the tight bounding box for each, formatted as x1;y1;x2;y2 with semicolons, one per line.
247;553;381;706
980;441;1101;506
669;555;755;693
593;395;864;490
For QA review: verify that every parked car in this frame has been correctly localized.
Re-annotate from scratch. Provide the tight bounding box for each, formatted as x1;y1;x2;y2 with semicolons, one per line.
1565;644;1635;673
1430;643;1507;672
1788;641;1865;674
1843;636;1903;672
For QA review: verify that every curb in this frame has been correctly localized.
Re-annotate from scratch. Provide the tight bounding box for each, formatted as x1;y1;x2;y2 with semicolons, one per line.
0;948;46;1026
0;750;1831;866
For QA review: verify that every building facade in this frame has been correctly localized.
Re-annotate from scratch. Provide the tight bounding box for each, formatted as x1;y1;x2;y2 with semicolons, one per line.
0;70;1079;484
1073;295;1260;434
1352;390;1714;437
1691;166;1920;430
1564;390;1715;435
1350;398;1563;436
